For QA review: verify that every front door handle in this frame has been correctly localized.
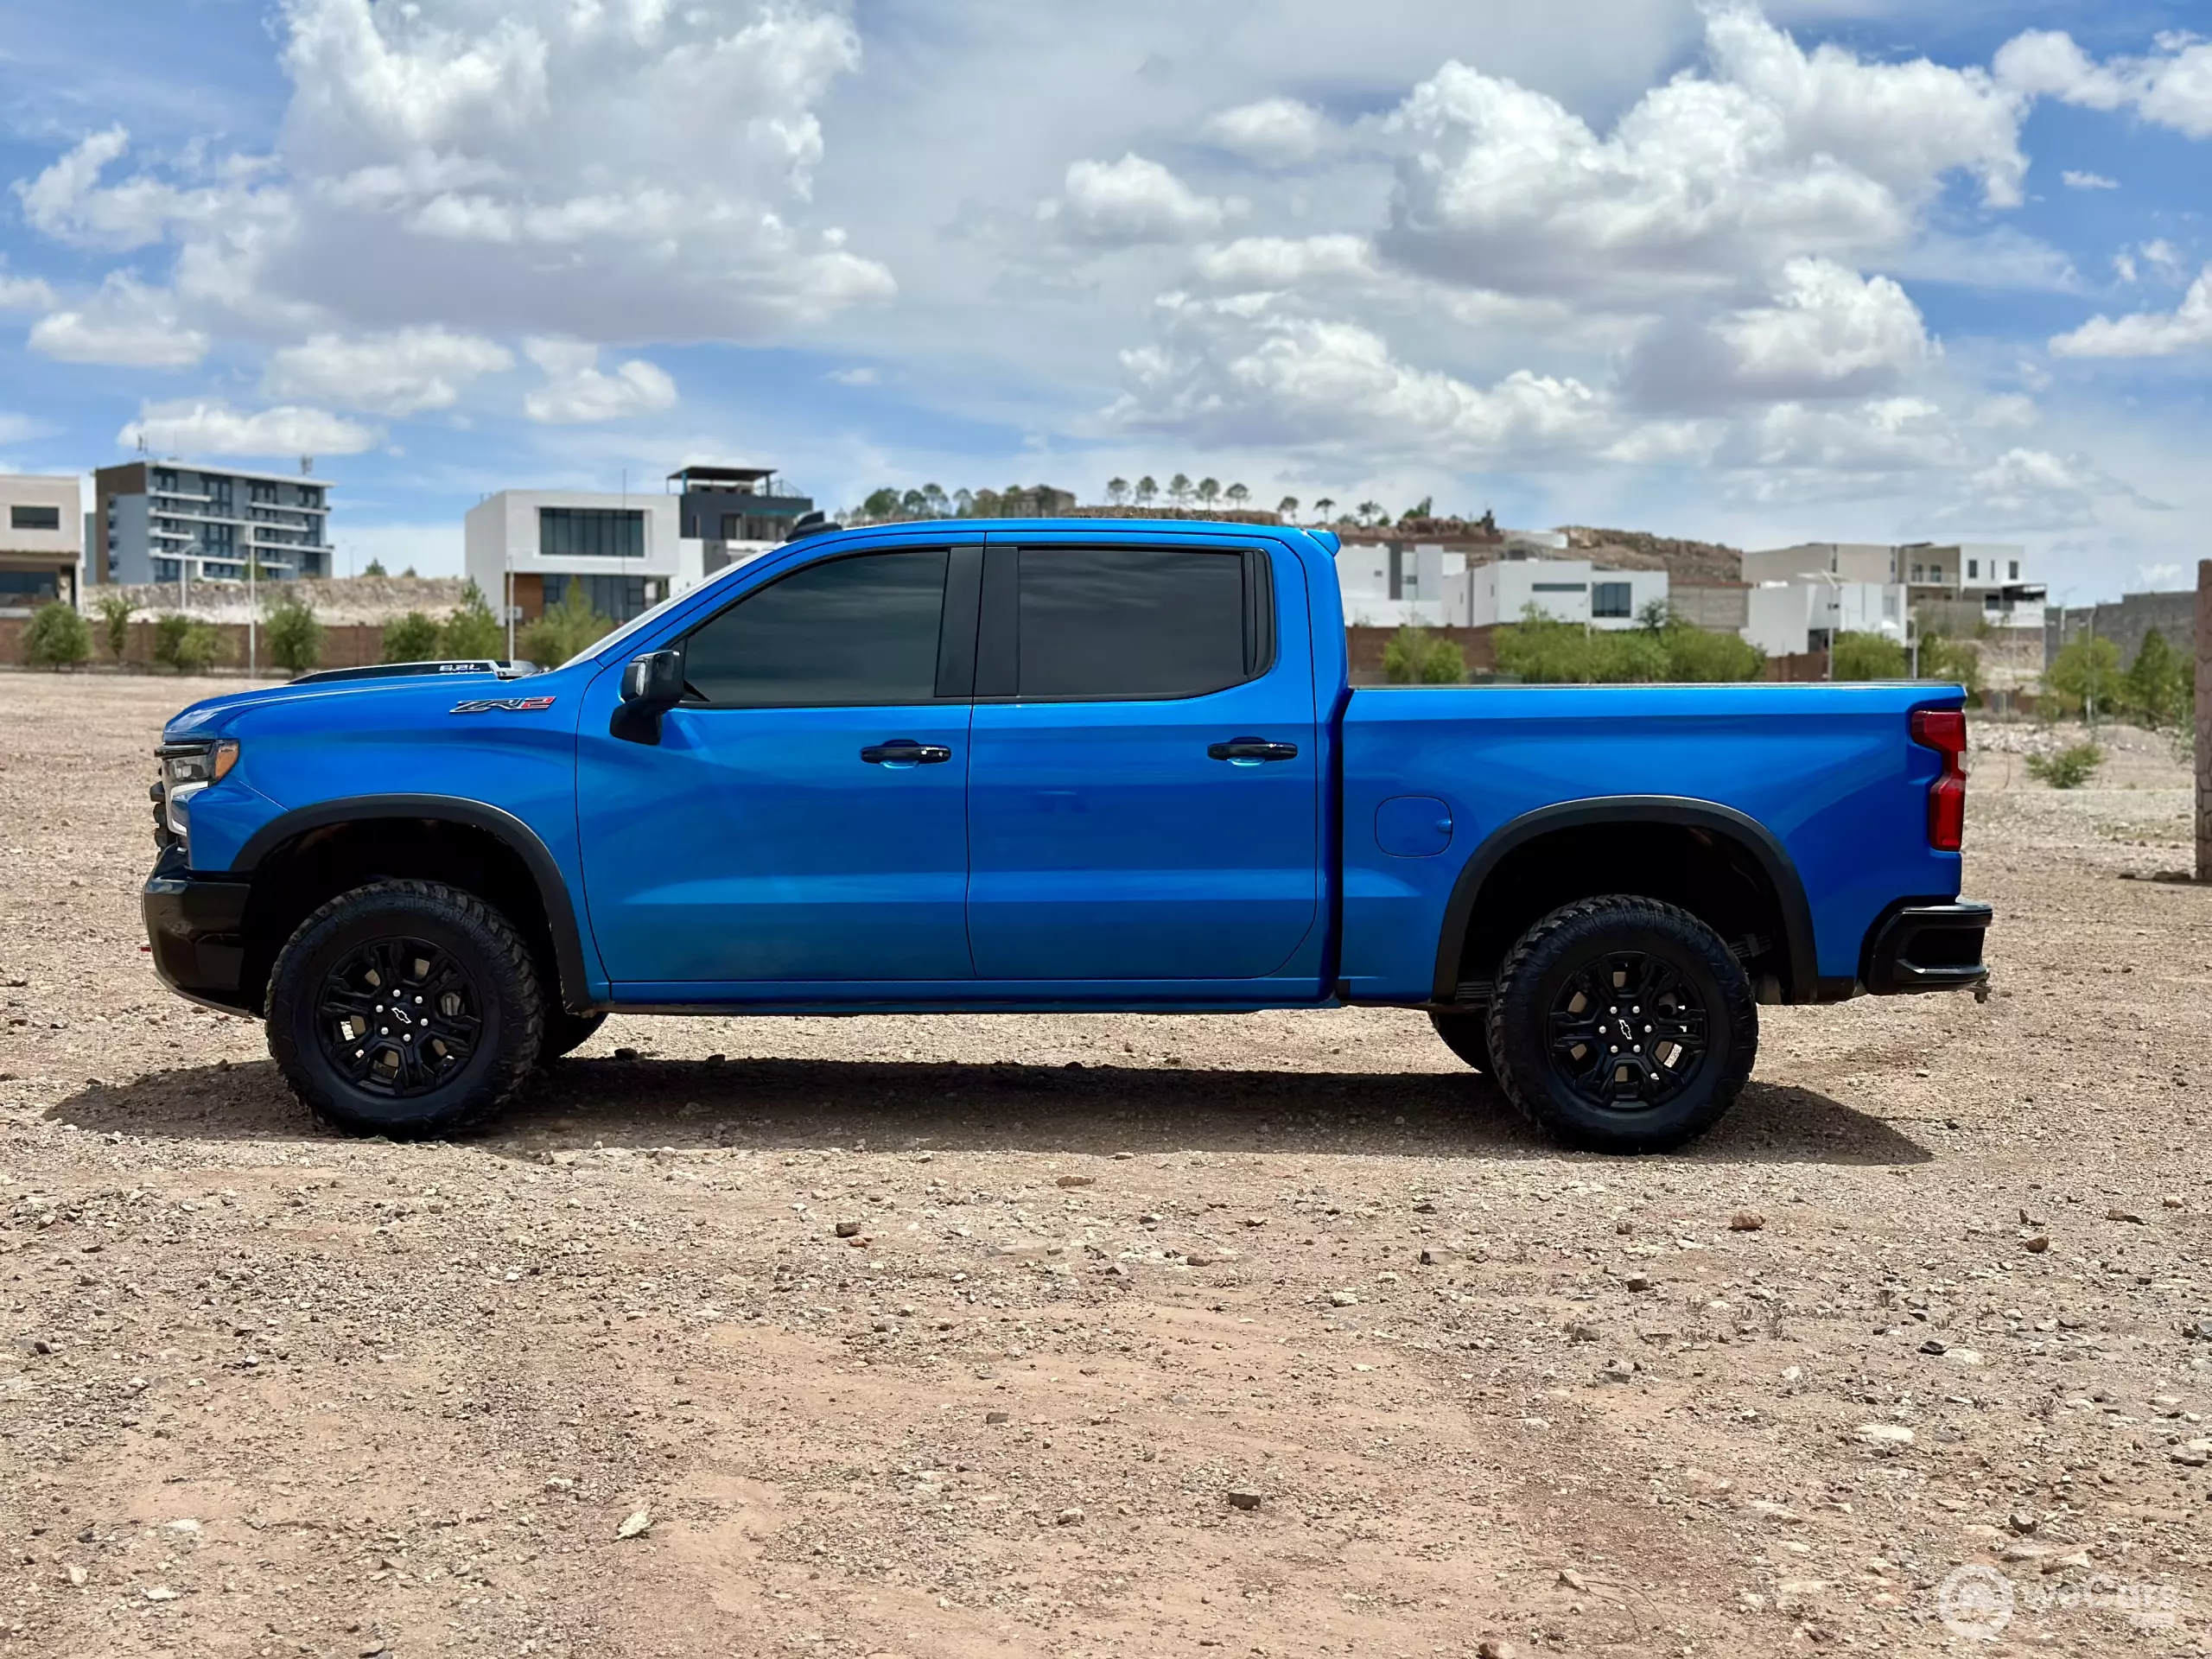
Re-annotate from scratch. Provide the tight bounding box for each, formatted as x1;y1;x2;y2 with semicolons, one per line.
861;741;952;768
1208;736;1300;766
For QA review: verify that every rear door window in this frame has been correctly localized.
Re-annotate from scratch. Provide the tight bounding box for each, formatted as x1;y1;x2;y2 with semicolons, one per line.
998;545;1268;699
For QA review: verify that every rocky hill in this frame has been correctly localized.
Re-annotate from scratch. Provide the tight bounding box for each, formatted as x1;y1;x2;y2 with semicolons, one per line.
1557;526;1745;586
85;575;473;626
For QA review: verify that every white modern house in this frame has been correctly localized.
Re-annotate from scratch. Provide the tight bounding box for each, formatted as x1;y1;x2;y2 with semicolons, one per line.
1743;580;1910;658
464;489;704;638
1461;556;1669;630
1747;540;2041;630
0;474;83;615
1335;542;1455;626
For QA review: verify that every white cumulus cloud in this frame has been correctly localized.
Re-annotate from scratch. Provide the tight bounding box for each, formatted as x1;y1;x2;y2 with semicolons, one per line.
1192;235;1376;288
1995;28;2212;139
521;338;677;423
28;274;208;367
2061;168;2118;190
2050;266;2212;358
1201;98;1328;165
266;327;514;416
118;399;379;456
1042;155;1237;245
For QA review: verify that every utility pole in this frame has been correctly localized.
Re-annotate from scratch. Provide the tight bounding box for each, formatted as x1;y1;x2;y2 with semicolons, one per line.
2196;562;2211;880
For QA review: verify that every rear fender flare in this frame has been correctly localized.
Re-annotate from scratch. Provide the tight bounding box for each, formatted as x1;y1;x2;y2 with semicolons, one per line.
1429;795;1819;1004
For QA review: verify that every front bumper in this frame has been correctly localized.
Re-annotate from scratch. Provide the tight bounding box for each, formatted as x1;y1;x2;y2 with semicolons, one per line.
143;859;256;1013
1865;899;1991;995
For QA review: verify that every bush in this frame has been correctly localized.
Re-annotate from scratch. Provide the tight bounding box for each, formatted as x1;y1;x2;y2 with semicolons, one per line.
22;601;91;669
2026;743;2102;789
1918;633;1982;697
439;580;505;660
264;591;323;677
518;583;613;666
93;593;134;661
1382;626;1465;684
2043;634;2121;720
381;611;443;664
1662;623;1765;682
1829;631;1908;679
153;613;225;674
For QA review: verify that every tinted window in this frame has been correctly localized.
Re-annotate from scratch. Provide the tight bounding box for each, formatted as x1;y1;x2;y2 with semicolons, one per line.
1017;547;1248;698
539;507;645;558
684;550;949;706
10;505;60;531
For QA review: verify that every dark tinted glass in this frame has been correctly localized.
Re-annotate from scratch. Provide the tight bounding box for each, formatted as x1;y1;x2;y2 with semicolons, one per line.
685;550;949;706
1017;547;1246;697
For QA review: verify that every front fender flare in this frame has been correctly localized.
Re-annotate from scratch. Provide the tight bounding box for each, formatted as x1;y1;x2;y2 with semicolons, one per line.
230;794;599;1013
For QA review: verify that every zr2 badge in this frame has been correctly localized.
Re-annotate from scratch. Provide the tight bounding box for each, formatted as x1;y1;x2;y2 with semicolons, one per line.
450;696;557;715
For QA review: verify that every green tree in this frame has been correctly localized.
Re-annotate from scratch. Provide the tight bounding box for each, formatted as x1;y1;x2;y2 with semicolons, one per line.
21;601;91;669
1918;632;1982;698
1196;478;1221;508
1356;500;1382;524
382;611;443;663
1135;476;1158;505
952;487;976;515
1494;609;1671;683
900;487;928;517
93;593;134;661
2044;634;2122;722
1399;495;1433;524
361;558;388;577
519;582;612;666
1381;626;1465;684
1277;495;1299;518
1167;474;1193;505
861;486;902;519
439;580;505;659
401;564;417;578
1225;482;1249;510
264;590;324;677
922;483;948;516
1662;624;1765;682
1106;477;1131;506
1313;496;1335;521
2121;629;2190;729
1829;630;1909;679
154;614;225;674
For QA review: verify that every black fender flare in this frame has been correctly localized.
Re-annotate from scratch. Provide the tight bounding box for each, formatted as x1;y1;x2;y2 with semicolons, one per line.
230;795;597;1013
1429;795;1820;1004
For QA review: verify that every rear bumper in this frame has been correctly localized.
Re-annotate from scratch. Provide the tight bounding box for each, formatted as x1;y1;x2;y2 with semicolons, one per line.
1864;899;1991;995
143;864;257;1014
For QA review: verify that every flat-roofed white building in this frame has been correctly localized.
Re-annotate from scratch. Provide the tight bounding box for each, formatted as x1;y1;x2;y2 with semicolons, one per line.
1463;556;1669;630
464;489;707;631
0;474;83;615
1744;580;1910;658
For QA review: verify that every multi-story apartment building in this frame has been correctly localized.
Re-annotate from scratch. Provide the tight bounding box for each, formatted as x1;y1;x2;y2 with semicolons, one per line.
92;461;334;585
0;474;84;615
1746;541;2042;627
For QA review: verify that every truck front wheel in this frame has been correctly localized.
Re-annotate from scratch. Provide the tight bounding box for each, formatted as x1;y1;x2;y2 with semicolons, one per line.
266;879;544;1138
1485;895;1756;1154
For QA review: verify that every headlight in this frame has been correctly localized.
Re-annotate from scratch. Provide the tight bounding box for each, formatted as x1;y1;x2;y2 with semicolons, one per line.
156;740;239;839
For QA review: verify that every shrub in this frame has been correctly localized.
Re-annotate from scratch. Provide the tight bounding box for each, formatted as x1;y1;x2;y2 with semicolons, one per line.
93;593;134;661
381;611;443;664
518;583;613;666
264;590;323;677
1662;623;1765;682
1829;631;1908;679
1918;633;1982;697
1494;612;1669;683
22;601;91;669
153;614;225;674
1382;626;1465;684
2026;743;2102;789
439;580;505;660
2120;629;2190;730
2043;635;2121;721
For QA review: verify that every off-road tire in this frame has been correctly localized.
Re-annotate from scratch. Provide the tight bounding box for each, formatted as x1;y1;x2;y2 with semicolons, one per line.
1486;895;1757;1154
543;1009;607;1060
266;879;543;1138
1427;1008;1489;1073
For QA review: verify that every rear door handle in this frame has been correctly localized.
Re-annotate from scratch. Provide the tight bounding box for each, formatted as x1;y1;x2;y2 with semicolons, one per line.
1208;736;1300;766
861;741;952;768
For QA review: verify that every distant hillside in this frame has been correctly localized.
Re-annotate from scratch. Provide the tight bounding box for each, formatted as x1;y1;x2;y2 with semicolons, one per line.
1557;526;1744;587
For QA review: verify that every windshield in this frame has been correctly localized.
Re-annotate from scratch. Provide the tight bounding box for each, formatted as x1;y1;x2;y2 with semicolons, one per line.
560;560;756;670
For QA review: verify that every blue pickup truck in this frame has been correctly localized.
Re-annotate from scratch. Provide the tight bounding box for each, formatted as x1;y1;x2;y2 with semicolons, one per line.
142;518;1987;1152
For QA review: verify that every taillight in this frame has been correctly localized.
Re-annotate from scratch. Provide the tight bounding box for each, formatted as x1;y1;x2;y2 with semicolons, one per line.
1911;709;1967;851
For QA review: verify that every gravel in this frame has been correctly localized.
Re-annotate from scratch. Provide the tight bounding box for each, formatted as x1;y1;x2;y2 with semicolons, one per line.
0;671;2207;1655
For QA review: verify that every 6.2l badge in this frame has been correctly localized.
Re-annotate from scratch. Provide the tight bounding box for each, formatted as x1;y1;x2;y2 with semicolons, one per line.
450;696;557;715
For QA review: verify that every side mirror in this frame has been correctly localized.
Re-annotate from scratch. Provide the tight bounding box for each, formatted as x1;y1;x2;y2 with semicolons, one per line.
610;649;685;746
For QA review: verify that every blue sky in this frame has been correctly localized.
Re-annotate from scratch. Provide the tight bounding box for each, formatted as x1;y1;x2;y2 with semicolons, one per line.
1;0;2208;598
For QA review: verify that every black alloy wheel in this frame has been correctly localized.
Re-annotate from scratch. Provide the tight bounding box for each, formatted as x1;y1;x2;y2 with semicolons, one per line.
316;937;483;1096
267;879;543;1137
1486;895;1757;1153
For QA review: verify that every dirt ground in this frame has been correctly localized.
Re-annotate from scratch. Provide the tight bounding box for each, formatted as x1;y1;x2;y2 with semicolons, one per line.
1;672;2208;1659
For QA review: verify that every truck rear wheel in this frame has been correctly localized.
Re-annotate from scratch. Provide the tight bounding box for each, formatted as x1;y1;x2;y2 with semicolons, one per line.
1485;895;1756;1154
1427;1008;1489;1073
266;879;544;1138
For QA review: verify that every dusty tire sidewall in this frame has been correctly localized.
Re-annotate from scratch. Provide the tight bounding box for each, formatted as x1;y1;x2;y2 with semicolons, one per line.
1493;905;1754;1152
269;888;533;1136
